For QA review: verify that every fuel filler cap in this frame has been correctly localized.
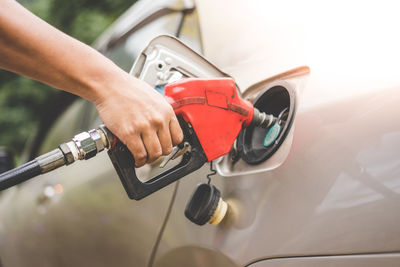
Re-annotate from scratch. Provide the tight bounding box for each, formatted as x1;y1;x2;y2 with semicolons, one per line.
185;183;228;226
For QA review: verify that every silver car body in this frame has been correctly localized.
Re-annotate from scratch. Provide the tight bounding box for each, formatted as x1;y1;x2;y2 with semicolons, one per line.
0;0;399;266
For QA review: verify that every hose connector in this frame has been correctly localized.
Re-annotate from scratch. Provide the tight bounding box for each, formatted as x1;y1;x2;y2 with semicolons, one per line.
59;125;113;163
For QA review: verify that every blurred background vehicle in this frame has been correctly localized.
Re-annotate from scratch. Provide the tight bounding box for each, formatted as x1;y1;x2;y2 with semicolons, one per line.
1;0;400;266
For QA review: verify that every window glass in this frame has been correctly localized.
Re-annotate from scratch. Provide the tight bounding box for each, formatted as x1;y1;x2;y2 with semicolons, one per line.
105;12;183;72
177;9;202;54
38;99;88;154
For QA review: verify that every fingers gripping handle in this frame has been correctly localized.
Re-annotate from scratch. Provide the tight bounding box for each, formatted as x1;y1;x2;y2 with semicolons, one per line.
107;117;207;200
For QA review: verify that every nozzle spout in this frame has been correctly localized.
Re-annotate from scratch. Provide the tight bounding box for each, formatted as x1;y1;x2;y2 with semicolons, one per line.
251;108;278;129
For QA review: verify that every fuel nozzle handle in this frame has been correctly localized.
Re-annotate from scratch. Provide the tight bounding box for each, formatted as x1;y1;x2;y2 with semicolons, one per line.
251;108;278;129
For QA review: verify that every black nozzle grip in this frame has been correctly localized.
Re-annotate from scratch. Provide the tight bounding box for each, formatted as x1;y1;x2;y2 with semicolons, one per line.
108;120;207;200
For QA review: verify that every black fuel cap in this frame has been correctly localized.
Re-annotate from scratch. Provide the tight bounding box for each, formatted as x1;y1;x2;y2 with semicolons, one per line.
185;183;221;225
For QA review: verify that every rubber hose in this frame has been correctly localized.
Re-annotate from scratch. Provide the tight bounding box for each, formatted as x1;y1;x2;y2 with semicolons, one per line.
0;160;41;191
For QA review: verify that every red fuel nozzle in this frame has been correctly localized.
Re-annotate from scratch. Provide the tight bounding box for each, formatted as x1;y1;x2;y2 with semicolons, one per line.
165;78;277;161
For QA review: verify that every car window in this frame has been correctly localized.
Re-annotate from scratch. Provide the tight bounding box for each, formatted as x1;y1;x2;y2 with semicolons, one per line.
105;12;184;72
177;9;202;54
38;99;89;154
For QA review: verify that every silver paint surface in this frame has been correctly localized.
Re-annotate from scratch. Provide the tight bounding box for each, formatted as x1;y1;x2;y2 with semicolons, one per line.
1;0;400;266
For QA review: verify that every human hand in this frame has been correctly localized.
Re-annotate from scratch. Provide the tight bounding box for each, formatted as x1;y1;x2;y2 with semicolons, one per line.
94;75;183;167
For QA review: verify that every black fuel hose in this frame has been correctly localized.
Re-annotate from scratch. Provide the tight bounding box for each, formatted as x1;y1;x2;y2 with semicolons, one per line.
0;160;42;190
0;148;67;191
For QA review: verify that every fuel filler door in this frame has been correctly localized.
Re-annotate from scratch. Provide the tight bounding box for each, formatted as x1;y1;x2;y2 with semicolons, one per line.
130;35;229;88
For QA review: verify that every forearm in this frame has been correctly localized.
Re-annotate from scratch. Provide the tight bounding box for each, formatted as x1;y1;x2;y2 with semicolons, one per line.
0;0;122;103
0;0;183;166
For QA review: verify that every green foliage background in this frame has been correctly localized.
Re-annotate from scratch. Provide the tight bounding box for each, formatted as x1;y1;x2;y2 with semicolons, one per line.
0;0;134;157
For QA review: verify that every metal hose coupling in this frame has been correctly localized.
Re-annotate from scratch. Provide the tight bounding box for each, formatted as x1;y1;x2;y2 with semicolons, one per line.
251;108;278;129
58;125;114;165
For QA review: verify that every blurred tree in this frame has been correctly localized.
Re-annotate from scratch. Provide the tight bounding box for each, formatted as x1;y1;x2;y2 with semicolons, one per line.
0;0;135;159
